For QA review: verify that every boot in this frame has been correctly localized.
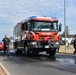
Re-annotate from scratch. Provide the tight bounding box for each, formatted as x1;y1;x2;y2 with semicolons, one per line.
74;51;76;54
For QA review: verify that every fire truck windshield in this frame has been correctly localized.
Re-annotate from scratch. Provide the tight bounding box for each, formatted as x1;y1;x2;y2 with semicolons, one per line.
31;21;58;32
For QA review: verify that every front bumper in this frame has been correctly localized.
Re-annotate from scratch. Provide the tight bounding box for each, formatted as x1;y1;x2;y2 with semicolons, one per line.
28;41;60;50
29;44;59;49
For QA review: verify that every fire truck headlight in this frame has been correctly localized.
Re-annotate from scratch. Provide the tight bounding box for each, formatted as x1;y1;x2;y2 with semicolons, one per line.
30;42;37;45
55;42;59;45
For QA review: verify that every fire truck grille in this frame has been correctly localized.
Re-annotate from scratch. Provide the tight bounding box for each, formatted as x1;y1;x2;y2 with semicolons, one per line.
39;36;54;41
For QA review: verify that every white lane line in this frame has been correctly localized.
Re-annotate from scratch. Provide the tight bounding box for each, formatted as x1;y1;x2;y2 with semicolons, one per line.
0;62;11;75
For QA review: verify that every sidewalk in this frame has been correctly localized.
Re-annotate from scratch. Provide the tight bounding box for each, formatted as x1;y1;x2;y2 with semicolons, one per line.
59;45;74;54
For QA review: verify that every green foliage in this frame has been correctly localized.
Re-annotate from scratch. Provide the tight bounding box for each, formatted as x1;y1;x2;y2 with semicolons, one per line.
61;26;70;37
62;40;65;45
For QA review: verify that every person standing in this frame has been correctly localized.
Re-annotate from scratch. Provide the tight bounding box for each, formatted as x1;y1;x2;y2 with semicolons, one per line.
73;34;76;54
2;35;10;57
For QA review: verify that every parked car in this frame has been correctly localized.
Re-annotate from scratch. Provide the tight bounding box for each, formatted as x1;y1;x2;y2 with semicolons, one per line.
0;41;4;51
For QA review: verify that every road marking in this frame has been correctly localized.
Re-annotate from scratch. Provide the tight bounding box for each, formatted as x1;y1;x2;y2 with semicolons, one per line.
0;62;11;75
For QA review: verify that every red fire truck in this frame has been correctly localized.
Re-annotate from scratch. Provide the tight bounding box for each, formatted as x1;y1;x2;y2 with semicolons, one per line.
13;16;61;56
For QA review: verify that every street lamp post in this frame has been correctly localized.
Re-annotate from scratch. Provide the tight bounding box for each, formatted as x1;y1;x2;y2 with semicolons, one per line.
64;0;67;52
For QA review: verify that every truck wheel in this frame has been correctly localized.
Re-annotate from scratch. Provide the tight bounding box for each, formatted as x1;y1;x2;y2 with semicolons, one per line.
16;49;22;54
49;50;56;56
32;51;39;55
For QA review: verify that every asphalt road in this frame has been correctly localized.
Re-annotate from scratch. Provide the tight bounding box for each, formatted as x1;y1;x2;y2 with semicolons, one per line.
0;50;76;75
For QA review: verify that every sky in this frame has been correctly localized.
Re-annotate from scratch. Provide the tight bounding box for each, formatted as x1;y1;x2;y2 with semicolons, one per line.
0;0;76;39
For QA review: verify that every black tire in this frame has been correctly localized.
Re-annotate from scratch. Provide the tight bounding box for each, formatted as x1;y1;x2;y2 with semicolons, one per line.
15;49;22;54
49;50;56;56
32;51;39;55
16;50;19;54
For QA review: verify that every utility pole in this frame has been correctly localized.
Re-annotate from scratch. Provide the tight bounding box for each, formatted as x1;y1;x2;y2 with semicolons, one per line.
64;0;67;53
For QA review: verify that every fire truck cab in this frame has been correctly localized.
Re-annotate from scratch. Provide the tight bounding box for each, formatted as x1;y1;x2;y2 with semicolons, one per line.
13;16;61;56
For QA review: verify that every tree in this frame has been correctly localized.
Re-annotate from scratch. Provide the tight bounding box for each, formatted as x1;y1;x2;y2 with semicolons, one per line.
62;26;70;37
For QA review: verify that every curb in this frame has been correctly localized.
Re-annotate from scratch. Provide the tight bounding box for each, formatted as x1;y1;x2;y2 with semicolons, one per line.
59;48;74;54
58;51;74;54
0;63;11;75
57;52;74;55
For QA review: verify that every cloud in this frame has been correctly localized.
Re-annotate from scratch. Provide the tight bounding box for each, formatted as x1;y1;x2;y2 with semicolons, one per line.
0;0;76;39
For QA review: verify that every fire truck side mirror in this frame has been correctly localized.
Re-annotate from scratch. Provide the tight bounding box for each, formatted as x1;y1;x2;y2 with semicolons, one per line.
59;23;62;31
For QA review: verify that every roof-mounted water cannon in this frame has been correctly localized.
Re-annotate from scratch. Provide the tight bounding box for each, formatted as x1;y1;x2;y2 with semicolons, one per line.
59;23;62;31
